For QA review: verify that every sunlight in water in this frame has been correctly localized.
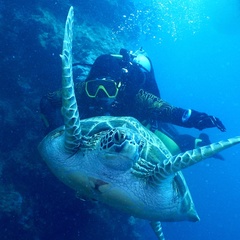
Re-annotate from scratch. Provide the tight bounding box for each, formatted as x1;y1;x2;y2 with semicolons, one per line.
114;0;208;43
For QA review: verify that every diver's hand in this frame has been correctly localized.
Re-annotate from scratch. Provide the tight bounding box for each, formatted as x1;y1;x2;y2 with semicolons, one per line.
209;116;226;132
183;110;226;132
197;115;226;132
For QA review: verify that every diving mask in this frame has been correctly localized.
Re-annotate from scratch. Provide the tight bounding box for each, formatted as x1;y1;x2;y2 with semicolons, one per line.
85;78;121;98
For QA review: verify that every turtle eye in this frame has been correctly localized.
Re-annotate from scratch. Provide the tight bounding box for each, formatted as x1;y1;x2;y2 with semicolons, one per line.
114;131;119;142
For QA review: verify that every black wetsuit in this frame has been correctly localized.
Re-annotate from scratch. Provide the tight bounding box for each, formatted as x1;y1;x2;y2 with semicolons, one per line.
40;53;225;153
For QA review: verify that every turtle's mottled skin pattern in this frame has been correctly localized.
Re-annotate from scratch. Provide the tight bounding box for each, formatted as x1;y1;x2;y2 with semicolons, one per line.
40;115;196;221
38;7;240;240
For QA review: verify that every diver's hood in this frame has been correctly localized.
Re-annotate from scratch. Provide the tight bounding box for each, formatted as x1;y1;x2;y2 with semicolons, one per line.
132;54;151;72
86;54;122;81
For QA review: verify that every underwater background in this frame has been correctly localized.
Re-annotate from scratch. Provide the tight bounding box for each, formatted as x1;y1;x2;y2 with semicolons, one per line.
0;0;240;239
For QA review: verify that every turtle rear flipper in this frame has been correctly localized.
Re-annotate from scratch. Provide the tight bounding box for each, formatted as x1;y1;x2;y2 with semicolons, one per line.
150;221;165;240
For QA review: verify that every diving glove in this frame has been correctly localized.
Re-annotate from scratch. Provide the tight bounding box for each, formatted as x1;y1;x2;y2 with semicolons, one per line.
182;109;226;132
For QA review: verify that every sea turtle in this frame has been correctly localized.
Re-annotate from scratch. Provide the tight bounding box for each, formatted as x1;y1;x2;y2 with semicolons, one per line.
38;7;240;240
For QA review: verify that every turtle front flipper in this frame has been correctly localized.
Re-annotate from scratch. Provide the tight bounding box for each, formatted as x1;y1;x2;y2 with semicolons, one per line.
150;221;165;240
60;6;81;153
131;157;156;178
150;136;240;184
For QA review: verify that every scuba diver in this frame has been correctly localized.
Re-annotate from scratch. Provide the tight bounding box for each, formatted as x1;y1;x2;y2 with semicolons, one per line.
40;48;226;156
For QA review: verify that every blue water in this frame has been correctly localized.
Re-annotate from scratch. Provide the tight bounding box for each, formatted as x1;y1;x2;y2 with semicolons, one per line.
1;0;240;239
134;0;240;239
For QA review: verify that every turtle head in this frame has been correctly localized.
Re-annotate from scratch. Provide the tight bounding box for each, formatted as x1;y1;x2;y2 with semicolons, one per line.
97;127;145;171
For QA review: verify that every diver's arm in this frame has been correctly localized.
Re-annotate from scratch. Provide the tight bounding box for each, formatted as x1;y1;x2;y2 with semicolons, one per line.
40;90;63;132
179;109;226;131
136;89;226;132
40;82;85;132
